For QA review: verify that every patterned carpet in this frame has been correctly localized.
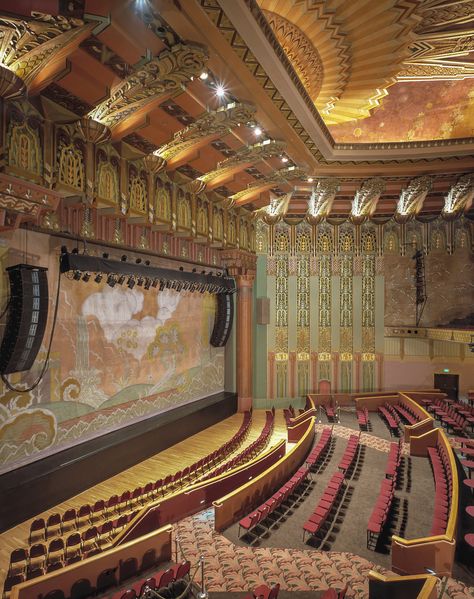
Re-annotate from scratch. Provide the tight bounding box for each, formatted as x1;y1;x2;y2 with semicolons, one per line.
174;424;474;599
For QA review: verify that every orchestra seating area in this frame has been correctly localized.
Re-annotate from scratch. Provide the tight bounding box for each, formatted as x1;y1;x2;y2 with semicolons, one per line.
2;399;474;599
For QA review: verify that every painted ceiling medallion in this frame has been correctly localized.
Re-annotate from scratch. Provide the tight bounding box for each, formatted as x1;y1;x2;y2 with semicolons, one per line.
263;11;323;99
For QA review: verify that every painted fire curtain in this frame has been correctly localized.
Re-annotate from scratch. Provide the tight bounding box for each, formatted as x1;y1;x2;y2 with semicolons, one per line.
264;222;381;400
0;233;224;473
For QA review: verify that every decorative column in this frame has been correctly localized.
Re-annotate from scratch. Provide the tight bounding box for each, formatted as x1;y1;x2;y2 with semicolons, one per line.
221;249;257;412
354;352;361;393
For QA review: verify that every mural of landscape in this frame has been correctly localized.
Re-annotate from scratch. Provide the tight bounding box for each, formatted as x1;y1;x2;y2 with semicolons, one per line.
0;234;224;474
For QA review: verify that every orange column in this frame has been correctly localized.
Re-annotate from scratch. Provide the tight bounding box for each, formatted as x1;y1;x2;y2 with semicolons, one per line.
221;249;257;413
235;274;255;411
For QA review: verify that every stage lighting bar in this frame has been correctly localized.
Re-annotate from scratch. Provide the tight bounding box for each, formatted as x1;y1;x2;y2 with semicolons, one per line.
60;249;236;295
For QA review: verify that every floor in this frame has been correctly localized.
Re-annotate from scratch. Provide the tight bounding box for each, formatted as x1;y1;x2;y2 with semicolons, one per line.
1;410;473;599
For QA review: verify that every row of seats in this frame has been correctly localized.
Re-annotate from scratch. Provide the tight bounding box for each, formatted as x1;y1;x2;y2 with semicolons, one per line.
356;407;369;431
366;477;396;550
378;405;400;436
430;401;472;436
238;464;310;541
109;560;190;599
15;414;253;585
4;547;174;599
9;511;142;579
427;443;453;536
392;402;420;425
306;428;332;471
200;410;274;482
324;405;337;422
337;434;360;475
302;471;345;542
385;441;402;480
28;411;252;546
303;434;361;543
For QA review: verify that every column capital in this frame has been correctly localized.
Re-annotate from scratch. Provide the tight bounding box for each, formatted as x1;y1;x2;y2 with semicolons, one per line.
221;248;257;278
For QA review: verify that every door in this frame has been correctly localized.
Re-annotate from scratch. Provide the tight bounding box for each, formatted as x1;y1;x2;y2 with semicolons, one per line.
434;373;459;401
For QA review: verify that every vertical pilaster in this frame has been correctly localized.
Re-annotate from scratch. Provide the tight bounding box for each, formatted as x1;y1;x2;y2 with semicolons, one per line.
221;249;257;412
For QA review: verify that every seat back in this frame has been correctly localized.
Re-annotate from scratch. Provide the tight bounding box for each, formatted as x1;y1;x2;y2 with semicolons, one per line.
70;577;94;599
96;567;117;593
119;556;138;583
44;590;66;599
140;547;156;571
158;568;174;588
268;584;280;599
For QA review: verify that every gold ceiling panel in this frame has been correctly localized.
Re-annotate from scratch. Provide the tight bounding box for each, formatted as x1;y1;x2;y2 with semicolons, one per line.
259;0;419;124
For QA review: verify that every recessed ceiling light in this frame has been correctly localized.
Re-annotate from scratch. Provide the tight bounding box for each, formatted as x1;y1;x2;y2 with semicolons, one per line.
199;71;208;80
254;126;262;136
308;177;314;183
281;156;288;163
215;85;226;97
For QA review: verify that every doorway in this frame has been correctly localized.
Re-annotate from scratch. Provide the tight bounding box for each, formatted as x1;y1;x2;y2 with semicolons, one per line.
434;373;459;401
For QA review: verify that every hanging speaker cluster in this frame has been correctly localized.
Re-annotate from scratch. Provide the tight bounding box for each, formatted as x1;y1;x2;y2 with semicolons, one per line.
210;292;234;347
0;264;49;375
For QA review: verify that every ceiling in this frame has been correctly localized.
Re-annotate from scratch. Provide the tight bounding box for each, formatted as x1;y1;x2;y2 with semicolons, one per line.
1;0;473;220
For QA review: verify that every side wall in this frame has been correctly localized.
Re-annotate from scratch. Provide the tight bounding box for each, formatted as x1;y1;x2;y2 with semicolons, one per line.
253;220;474;406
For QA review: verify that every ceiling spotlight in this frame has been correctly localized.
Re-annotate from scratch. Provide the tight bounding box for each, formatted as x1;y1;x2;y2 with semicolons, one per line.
179;266;184;271
308;177;314;183
199;71;208;80
102;252;109;259
201;270;206;275
135;258;142;264
192;268;197;273
117;275;126;285
281;156;288;163
72;248;79;254
73;271;81;281
107;274;116;288
127;276;135;289
144;260;150;266
82;272;91;283
254;126;262;136
121;255;127;262
94;273;103;284
215;84;226;97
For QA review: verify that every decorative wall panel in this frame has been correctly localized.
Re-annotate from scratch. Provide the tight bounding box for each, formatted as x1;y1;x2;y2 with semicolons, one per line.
0;230;224;473
275;253;288;398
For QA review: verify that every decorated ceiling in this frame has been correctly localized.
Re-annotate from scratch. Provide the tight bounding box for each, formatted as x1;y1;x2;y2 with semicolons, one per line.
260;0;474;137
0;0;472;230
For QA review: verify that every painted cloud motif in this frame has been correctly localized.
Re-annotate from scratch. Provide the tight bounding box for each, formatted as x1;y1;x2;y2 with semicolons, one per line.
81;286;181;360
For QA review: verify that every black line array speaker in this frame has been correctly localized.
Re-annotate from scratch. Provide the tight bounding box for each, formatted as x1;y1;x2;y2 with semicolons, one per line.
0;264;49;375
210;293;233;347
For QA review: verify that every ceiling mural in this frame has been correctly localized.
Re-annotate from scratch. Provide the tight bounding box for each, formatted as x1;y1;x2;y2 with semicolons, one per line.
329;79;474;143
